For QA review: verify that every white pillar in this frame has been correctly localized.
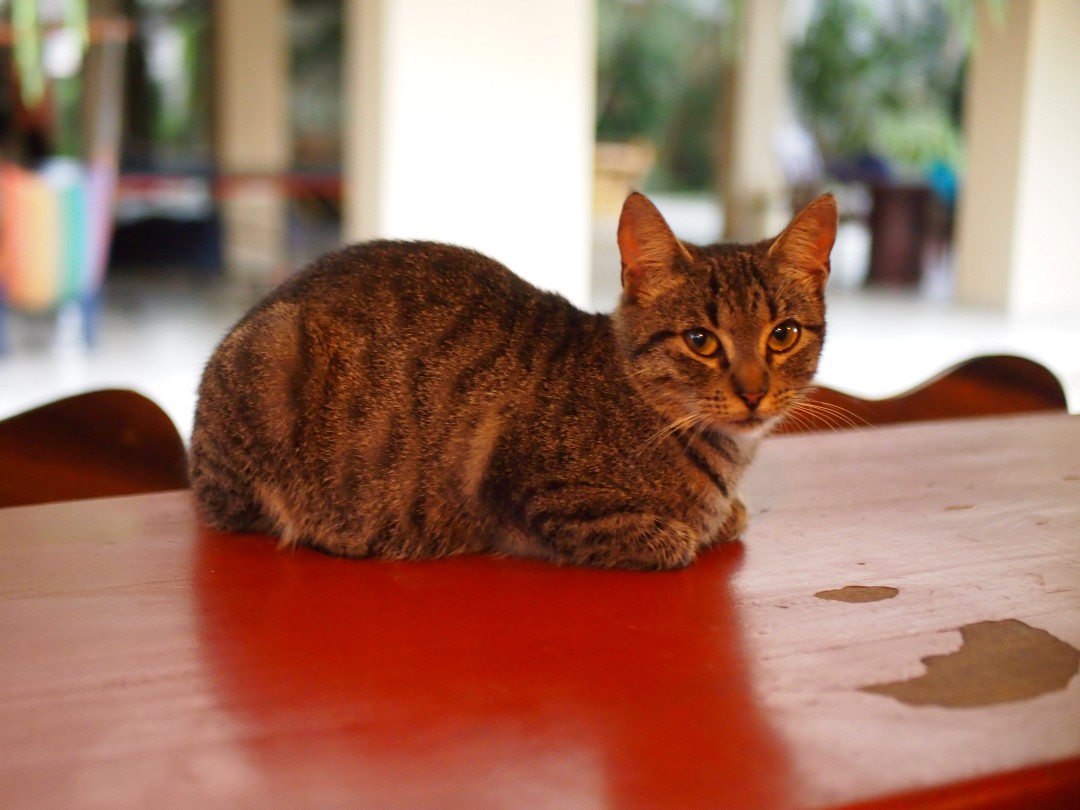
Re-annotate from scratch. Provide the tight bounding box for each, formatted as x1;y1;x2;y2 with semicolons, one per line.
955;1;1080;316
343;0;596;308
214;0;291;283
721;0;790;242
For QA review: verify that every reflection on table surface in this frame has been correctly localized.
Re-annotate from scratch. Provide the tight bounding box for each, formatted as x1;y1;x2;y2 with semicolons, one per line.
1;413;1078;809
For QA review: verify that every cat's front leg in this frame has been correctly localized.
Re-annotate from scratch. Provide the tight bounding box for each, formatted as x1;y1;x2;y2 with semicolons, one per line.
519;492;702;570
707;496;747;547
554;515;701;570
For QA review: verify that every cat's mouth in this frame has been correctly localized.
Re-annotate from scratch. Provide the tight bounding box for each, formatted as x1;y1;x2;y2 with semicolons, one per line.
725;413;779;434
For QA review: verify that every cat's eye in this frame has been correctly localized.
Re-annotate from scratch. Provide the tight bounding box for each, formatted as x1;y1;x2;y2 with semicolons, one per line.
683;328;721;358
768;321;801;353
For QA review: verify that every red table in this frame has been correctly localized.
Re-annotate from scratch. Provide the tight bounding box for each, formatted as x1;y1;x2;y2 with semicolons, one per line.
2;413;1078;808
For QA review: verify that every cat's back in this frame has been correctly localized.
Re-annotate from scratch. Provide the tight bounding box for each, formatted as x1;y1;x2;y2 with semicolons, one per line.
196;238;603;441
200;239;572;402
245;240;538;330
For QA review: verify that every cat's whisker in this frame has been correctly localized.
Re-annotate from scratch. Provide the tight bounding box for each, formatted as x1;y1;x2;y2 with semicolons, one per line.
778;408;814;433
653;413;706;445
796;399;869;428
789;388;869;428
788;399;868;432
808;400;870;428
789;403;855;431
785;405;834;434
792;388;871;424
644;411;709;450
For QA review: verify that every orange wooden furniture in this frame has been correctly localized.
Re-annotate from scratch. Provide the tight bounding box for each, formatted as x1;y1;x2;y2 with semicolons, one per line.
0;388;188;507
780;354;1068;434
1;413;1077;808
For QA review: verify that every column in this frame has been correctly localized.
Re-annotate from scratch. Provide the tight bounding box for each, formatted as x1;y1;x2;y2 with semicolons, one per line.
214;0;291;283
720;0;790;242
955;0;1080;316
342;0;596;308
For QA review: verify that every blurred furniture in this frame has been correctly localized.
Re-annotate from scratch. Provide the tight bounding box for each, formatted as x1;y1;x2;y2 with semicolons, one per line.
0;412;1077;808
866;182;933;286
0;18;130;349
0;389;187;507
593;141;656;216
781;354;1068;434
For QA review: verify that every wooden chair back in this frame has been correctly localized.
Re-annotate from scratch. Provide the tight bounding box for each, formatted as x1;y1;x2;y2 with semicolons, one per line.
0;359;1065;505
780;355;1068;434
0;389;188;507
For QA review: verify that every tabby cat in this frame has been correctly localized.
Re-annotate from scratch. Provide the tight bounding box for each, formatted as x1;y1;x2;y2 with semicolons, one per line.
190;192;837;569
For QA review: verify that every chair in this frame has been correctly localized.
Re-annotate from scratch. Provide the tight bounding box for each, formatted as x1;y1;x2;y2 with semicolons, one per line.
0;389;188;507
779;354;1068;434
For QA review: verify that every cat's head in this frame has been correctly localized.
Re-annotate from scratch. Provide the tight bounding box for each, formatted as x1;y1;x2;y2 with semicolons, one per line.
611;191;837;436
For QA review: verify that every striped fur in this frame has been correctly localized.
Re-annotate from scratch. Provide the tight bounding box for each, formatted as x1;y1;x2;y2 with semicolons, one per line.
190;193;836;569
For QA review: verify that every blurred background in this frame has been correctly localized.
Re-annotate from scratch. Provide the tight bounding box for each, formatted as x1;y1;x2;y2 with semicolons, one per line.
1;0;1078;436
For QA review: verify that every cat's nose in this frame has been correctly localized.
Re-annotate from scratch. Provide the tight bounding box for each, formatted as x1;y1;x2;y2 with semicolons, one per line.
733;365;769;411
737;389;766;410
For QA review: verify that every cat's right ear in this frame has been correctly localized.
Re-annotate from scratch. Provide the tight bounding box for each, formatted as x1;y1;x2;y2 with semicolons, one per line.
618;192;690;303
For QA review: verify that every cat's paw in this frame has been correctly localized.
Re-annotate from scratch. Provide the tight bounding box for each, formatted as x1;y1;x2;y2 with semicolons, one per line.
709;497;747;545
553;516;700;570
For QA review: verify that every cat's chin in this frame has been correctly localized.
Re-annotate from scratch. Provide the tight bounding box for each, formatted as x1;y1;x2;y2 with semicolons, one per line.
717;414;779;438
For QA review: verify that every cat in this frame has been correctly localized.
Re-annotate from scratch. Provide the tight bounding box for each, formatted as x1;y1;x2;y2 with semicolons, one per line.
189;191;836;569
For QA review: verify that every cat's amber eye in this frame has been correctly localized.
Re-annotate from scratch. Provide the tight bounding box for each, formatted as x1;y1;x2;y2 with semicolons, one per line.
767;321;801;353
683;328;721;358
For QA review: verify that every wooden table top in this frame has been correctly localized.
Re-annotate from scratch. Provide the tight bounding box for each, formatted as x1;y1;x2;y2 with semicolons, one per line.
1;413;1078;809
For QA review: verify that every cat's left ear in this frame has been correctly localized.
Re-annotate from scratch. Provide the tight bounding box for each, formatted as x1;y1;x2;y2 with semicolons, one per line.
767;194;838;290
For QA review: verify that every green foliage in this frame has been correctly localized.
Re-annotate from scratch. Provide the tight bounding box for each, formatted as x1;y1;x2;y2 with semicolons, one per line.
123;0;215;170
4;0;89;106
597;0;969;189
790;0;966;173
289;0;342;167
596;0;730;191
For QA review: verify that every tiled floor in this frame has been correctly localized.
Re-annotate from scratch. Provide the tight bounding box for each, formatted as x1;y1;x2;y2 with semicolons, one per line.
0;274;263;439
3;213;1079;442
3;269;1077;443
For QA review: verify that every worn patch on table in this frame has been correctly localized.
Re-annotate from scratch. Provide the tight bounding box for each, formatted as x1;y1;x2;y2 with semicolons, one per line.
814;585;898;603
862;619;1080;708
